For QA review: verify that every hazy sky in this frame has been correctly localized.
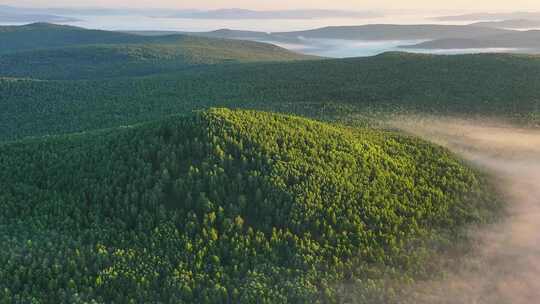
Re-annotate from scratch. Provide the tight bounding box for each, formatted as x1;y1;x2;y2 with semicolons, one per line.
3;0;540;11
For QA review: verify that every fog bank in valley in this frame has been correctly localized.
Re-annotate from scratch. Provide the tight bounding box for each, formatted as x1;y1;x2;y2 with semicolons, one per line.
394;117;540;304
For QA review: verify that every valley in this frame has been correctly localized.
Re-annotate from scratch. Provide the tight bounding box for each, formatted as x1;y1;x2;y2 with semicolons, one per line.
394;118;540;304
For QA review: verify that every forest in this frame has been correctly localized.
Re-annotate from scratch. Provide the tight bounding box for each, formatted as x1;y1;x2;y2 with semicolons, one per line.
2;51;540;141
0;23;524;303
0;109;502;303
0;39;312;80
2;25;540;142
0;22;311;59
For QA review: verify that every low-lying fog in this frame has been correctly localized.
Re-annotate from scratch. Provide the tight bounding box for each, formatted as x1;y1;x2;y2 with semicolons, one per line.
393;117;540;304
265;39;521;58
261;39;429;57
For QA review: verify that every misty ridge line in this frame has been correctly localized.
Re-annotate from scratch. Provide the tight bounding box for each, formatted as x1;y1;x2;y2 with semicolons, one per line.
433;11;540;22
164;9;383;20
0;5;383;20
7;5;540;56
392;117;540;304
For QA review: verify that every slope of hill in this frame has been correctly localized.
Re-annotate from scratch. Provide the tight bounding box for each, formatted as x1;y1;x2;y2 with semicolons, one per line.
271;24;511;40
2;52;540;141
470;19;540;29
128;25;537;58
433;12;540;22
132;25;513;46
188;28;289;42
187;25;512;41
0;23;150;54
0;22;313;65
0;108;500;303
402;30;540;50
0;36;315;80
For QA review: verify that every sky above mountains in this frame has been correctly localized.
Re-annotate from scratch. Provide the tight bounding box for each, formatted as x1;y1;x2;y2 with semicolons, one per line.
4;0;540;10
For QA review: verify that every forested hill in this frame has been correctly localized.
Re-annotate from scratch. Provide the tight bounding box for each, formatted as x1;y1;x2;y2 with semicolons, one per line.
146;24;511;44
0;37;315;80
0;23;313;71
271;24;511;40
402;30;540;51
0;108;500;303
3;52;540;141
0;23;150;53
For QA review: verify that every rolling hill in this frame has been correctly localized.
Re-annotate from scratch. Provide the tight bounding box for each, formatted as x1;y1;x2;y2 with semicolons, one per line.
402;30;540;51
0;108;500;303
272;24;511;41
433;12;540;22
0;23;314;80
2;52;540;141
0;23;151;54
0;22;313;65
190;25;511;44
0;36;315;80
185;28;295;43
130;24;514;46
469;19;540;29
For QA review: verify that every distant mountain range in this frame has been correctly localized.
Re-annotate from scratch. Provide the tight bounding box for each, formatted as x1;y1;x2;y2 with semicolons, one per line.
126;22;540;55
0;23;313;79
127;24;513;44
470;19;540;29
433;12;540;22
6;14;540;56
165;9;382;20
0;6;382;20
402;30;540;51
0;5;171;17
198;24;540;54
271;24;511;40
0;5;79;23
130;24;512;43
122;22;540;56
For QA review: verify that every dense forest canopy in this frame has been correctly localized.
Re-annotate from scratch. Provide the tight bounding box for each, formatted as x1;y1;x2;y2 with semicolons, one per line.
2;52;540;141
0;24;312;80
0;23;166;54
0;21;523;303
1;24;539;143
0;42;313;80
0;109;501;303
0;23;310;57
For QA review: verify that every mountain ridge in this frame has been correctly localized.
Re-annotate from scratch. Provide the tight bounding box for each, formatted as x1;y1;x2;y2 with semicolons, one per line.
402;30;540;50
